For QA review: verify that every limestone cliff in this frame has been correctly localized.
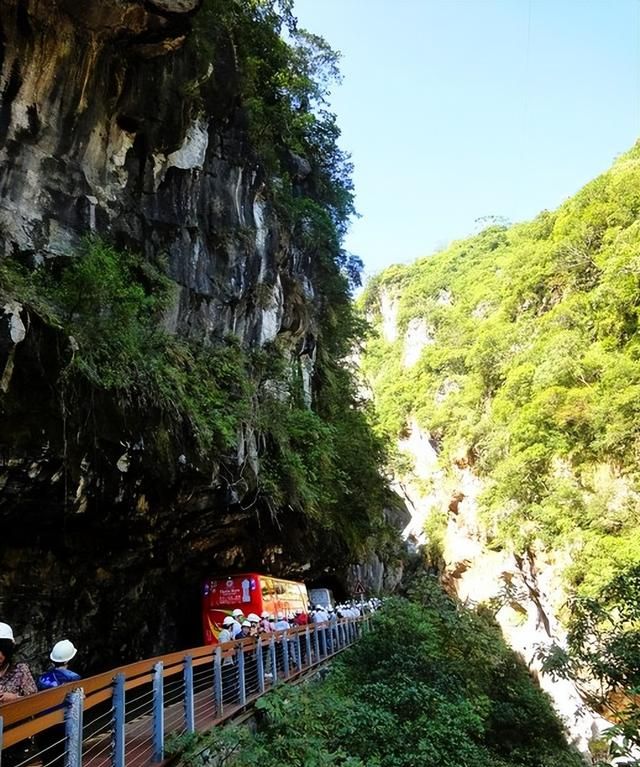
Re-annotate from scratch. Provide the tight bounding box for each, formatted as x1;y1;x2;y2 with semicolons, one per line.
0;0;394;670
365;286;610;753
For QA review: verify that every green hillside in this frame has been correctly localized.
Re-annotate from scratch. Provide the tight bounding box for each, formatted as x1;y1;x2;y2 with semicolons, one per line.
361;142;640;598
170;585;582;767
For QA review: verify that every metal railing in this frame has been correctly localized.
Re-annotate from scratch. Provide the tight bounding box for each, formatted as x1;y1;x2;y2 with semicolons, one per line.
0;616;369;767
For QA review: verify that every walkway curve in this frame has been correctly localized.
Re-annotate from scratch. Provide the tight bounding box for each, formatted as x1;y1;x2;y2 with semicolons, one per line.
0;616;370;767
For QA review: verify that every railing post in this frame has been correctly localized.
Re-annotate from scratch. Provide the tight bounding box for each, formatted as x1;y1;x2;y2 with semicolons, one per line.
313;624;320;663
282;633;290;678
152;662;164;763
65;688;84;767
1;715;4;767
319;625;327;658
269;635;277;685
237;644;246;706
184;656;195;734
112;673;126;767
214;647;223;716
256;637;265;694
305;626;312;668
295;632;302;670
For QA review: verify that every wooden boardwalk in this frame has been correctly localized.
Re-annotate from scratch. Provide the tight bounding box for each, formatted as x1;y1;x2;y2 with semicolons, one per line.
0;620;366;767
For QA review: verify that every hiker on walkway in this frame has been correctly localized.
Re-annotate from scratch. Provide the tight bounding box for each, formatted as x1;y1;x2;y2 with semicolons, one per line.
218;617;237;705
37;640;81;690
231;609;244;639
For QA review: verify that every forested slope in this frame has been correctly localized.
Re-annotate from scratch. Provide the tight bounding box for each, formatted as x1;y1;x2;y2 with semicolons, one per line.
170;584;582;767
362;143;640;598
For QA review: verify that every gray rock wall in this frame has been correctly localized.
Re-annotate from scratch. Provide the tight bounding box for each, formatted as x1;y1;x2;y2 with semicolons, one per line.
0;0;330;671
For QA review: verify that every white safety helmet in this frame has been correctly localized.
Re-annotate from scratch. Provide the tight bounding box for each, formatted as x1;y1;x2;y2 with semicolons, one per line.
276;612;285;620
0;622;15;643
50;639;77;663
261;611;270;619
232;609;244;618
223;616;235;627
247;613;260;623
327;605;334;612
241;620;251;628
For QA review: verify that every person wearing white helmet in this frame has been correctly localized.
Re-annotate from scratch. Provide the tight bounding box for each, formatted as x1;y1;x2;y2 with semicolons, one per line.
247;614;260;637
271;613;290;675
231;609;244;639
237;620;252;640
217;617;236;704
257;611;274;680
273;612;289;631
37;640;81;690
237;621;258;693
218;616;235;645
312;605;328;624
259;611;273;634
0;622;37;704
326;605;338;652
35;639;81;767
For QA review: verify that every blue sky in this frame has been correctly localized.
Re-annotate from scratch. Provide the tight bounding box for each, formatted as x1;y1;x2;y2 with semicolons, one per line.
292;0;640;277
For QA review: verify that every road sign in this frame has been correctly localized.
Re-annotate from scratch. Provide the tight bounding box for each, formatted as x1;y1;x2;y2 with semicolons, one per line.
353;580;366;594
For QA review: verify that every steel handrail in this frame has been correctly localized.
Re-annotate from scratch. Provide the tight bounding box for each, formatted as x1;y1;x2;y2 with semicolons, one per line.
0;615;369;760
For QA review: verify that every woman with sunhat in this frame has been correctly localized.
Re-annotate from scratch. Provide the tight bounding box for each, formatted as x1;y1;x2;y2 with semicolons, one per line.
0;622;37;704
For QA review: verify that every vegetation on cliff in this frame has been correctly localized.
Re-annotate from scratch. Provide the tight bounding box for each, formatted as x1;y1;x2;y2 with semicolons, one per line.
361;142;640;596
540;562;640;761
0;0;391;560
169;583;582;767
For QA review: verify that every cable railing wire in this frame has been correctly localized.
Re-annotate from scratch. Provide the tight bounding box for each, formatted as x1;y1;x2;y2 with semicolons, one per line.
0;615;371;767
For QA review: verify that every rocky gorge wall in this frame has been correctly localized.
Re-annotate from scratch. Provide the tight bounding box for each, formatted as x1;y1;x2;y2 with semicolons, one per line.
0;0;396;672
371;289;608;755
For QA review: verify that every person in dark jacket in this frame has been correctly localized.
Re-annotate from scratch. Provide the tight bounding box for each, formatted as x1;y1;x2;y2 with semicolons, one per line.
36;640;81;767
37;640;81;690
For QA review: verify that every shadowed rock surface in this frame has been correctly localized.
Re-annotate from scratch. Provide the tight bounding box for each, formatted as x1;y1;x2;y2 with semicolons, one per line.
0;0;399;671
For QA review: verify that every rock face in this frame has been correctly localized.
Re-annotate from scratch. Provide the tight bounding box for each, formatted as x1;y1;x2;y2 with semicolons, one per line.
348;500;411;596
0;0;343;671
0;0;310;349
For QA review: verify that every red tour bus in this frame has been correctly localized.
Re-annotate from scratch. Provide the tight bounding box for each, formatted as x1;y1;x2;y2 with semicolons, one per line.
202;572;310;643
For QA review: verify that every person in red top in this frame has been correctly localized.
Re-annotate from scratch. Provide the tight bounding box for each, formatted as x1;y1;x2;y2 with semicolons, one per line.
293;609;308;626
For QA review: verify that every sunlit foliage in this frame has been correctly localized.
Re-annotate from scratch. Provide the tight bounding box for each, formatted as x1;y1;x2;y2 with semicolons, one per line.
168;584;582;767
361;142;640;595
